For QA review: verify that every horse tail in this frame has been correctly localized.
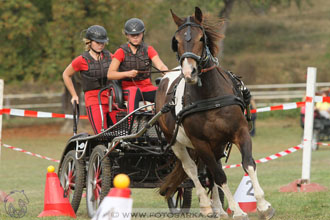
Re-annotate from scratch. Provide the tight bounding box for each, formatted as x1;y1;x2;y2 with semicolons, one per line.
159;159;187;200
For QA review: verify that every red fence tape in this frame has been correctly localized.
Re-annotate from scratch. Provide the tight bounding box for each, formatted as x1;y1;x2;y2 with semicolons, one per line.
1;95;330;119
2;143;60;163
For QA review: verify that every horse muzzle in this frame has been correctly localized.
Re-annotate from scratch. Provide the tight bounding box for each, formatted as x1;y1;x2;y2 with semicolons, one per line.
184;68;198;84
181;58;199;84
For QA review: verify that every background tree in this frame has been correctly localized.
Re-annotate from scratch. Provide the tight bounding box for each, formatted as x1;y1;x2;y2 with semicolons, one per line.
0;0;46;83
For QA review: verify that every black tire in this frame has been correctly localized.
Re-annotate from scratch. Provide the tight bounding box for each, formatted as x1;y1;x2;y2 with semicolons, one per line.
312;130;319;151
167;187;192;214
58;150;85;213
86;145;111;218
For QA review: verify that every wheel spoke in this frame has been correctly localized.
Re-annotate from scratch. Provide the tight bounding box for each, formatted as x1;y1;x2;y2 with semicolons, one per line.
93;163;97;176
94;188;100;200
72;161;75;171
68;161;72;174
96;184;101;192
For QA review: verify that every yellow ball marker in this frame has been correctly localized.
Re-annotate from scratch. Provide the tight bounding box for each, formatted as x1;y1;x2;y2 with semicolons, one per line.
47;165;55;173
113;174;130;189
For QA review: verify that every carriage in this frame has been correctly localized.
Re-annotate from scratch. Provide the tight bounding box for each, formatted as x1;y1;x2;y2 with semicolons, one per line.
300;107;330;151
57;78;223;218
58;6;275;220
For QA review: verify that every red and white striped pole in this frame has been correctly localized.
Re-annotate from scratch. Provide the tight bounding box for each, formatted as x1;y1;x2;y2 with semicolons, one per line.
0;79;4;159
301;67;316;182
280;67;326;192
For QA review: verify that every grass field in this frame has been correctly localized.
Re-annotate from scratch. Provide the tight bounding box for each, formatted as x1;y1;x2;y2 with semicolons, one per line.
1;116;330;220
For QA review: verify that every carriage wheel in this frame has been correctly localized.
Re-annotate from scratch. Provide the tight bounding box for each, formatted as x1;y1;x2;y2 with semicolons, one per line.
312;130;320;151
86;145;111;218
167;187;192;214
59;150;85;213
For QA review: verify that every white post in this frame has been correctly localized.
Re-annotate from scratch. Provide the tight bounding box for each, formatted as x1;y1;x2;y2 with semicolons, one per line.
301;67;317;182
0;79;3;159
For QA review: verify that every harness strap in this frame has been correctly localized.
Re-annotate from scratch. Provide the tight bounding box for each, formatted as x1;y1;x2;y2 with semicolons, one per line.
176;94;245;124
201;64;217;73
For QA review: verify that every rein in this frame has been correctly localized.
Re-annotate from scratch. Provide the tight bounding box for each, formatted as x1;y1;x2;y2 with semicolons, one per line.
137;68;181;74
138;65;216;75
200;64;217;73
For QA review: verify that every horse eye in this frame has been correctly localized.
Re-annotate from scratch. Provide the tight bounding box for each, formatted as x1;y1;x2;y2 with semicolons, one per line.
200;37;204;42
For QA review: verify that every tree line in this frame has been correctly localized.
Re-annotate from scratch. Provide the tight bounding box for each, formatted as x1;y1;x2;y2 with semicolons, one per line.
0;0;305;85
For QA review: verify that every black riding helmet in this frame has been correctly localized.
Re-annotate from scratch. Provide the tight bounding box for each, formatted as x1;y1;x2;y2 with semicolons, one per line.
85;25;109;43
124;18;145;35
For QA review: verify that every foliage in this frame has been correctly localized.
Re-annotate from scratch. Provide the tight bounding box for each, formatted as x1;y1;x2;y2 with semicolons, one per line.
0;0;45;83
0;0;316;85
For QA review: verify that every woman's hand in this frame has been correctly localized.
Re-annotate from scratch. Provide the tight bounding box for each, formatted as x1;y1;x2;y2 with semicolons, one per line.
126;70;138;78
71;95;79;105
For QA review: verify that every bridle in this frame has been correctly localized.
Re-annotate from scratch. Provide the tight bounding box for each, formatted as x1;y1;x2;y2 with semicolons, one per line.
171;17;218;75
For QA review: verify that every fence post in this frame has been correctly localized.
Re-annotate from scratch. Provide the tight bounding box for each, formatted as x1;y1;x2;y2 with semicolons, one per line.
0;79;3;159
279;67;327;192
301;67;316;182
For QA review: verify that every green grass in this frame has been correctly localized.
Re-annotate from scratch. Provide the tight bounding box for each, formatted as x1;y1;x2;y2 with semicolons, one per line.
1;116;330;219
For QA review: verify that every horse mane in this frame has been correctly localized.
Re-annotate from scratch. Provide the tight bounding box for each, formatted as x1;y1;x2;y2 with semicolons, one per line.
198;14;225;56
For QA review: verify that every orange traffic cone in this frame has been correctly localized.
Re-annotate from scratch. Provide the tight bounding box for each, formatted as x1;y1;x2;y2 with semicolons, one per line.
92;174;133;220
38;166;76;218
228;173;257;214
0;190;13;203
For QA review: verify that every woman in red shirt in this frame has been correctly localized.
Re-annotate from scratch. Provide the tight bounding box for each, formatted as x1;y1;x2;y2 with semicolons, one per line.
107;18;168;113
63;25;114;134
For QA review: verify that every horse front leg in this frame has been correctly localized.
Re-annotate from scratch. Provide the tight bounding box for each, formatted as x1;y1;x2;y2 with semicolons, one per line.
240;134;275;220
210;184;228;219
246;166;275;220
191;139;248;220
171;143;213;216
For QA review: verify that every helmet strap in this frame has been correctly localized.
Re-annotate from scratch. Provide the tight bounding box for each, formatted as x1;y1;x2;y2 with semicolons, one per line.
129;41;140;49
90;43;102;56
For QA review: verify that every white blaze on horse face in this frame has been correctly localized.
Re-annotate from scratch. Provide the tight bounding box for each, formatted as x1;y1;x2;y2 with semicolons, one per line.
182;58;198;84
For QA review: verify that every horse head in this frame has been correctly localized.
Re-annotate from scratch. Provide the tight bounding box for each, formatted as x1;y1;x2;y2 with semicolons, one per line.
171;7;222;85
171;7;205;84
157;7;275;219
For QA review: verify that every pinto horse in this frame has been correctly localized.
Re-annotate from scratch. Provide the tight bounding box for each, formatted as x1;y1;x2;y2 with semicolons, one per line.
156;7;274;220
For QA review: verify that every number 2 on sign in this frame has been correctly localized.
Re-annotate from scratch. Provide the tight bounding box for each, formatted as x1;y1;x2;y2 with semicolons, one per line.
246;180;254;196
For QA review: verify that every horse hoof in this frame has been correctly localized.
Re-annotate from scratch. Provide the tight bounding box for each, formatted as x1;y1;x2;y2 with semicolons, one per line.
233;214;249;220
200;206;213;216
212;208;229;219
258;206;275;220
220;213;229;219
211;212;229;219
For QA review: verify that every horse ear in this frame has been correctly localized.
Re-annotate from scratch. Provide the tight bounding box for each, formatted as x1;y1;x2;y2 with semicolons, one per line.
170;9;184;26
194;7;203;24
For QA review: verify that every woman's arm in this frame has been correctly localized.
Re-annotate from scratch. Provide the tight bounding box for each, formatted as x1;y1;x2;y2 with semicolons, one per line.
151;55;168;75
62;64;79;104
107;58;138;80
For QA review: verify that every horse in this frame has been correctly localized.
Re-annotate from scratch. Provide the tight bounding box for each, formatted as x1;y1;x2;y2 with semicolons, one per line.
156;7;275;220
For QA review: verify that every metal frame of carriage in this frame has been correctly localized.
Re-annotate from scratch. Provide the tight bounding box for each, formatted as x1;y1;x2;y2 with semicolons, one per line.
300;108;330;151
56;81;224;218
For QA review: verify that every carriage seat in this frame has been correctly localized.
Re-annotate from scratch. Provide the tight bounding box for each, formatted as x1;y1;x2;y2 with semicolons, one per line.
108;80;126;111
108;80;154;112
